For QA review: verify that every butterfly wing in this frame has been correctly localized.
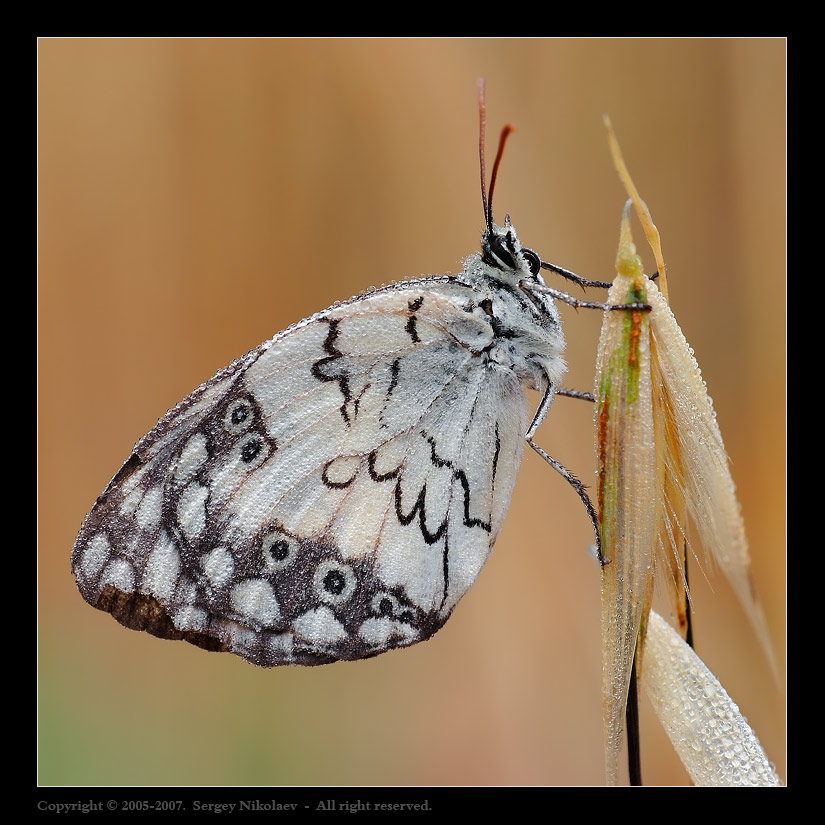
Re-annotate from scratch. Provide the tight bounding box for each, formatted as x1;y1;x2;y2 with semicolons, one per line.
72;279;529;666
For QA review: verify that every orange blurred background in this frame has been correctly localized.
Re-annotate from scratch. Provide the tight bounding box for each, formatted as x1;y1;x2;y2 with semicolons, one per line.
38;38;785;787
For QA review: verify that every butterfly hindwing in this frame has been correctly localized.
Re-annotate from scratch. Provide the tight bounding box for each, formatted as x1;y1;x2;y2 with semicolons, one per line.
72;278;531;666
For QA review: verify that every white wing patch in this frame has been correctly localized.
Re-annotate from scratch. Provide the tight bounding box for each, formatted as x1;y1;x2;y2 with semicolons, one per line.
72;238;565;666
201;546;235;589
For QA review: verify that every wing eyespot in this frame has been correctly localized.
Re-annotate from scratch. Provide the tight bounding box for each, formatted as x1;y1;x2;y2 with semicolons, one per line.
240;436;263;463
224;399;254;434
371;592;399;618
237;433;272;469
261;531;297;572
313;560;356;605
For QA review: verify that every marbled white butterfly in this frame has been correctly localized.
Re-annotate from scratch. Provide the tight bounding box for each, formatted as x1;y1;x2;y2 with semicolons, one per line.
71;84;616;667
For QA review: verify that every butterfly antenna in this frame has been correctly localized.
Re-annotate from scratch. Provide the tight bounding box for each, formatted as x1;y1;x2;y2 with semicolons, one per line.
478;78;515;235
488;124;515;230
478;78;491;233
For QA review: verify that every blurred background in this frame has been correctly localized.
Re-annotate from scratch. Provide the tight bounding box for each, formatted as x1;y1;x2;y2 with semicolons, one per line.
38;39;785;787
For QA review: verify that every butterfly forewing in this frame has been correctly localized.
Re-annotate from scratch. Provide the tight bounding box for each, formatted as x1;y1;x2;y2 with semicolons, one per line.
72;273;538;666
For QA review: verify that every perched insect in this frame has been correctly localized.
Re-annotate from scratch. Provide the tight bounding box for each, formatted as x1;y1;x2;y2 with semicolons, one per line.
71;84;625;667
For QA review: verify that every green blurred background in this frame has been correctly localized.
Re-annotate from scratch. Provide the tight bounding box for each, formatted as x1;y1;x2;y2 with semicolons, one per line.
38;38;785;786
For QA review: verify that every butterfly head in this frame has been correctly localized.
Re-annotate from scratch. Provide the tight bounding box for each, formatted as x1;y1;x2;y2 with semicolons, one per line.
481;216;543;283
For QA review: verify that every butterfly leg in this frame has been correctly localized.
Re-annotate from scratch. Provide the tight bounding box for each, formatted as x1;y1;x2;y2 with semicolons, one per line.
555;388;595;402
540;260;659;288
525;387;606;565
525;282;651;312
540;260;614;289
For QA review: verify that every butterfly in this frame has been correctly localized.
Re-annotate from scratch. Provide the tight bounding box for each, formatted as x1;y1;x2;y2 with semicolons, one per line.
71;85;614;667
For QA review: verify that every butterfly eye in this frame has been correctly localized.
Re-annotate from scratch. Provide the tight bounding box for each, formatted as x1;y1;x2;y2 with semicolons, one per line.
224;399;254;434
313;560;356;605
522;247;541;276
488;234;517;270
261;532;296;572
